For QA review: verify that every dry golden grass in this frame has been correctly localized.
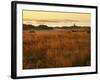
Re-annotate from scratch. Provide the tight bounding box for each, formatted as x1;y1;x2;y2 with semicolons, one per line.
23;30;91;69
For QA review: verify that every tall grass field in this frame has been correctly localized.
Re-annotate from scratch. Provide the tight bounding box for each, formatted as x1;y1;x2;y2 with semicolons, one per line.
23;28;90;69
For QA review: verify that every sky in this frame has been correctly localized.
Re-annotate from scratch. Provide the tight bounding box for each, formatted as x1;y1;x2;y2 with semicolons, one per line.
23;10;91;27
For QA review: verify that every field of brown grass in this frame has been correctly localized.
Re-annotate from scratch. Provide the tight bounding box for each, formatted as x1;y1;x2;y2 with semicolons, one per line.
23;30;91;69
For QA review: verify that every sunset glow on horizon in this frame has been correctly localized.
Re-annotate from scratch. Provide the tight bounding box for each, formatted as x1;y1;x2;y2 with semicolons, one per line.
23;10;91;27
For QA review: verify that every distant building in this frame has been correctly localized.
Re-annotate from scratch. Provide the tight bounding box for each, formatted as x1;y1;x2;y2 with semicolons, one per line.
72;24;77;28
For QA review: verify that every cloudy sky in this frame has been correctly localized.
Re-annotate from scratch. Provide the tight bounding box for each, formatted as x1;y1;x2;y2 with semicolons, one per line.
23;10;91;27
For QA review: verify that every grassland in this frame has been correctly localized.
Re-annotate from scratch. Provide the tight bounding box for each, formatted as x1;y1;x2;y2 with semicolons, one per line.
23;28;91;69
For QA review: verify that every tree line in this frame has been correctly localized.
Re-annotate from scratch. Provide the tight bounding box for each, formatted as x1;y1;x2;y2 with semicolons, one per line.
23;24;90;30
